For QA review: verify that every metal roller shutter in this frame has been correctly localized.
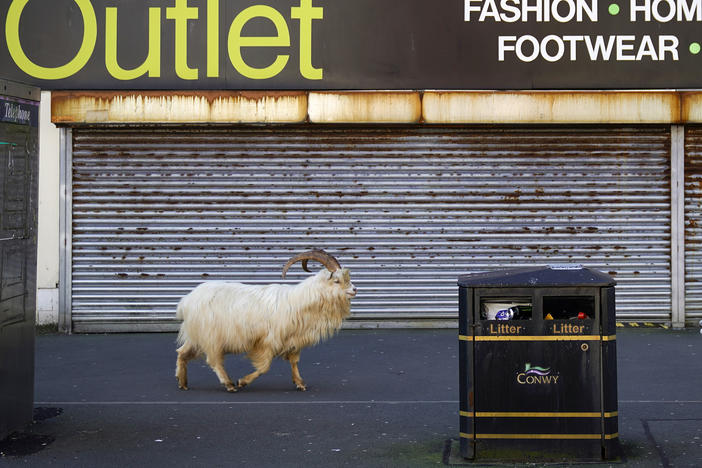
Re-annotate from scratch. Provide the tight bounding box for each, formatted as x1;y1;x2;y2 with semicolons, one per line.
685;127;702;322
68;126;672;332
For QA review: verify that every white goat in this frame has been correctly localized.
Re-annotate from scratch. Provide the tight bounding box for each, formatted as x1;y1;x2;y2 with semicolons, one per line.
175;250;356;392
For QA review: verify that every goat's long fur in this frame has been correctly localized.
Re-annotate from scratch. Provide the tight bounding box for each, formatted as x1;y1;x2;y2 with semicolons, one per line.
175;268;355;392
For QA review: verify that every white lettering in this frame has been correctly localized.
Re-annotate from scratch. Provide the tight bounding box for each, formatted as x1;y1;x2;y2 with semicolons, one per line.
679;0;702;20
516;373;561;384
465;0;597;22
541;34;565;61
659;35;679;60
631;0;652;20
521;0;543;21
3;103;31;122
630;0;702;21
498;36;517;61
479;0;502;21
465;0;483;20
652;0;676;21
617;35;636;60
552;0;576;21
563;35;584;59
636;35;658;60
516;35;540;61
499;35;679;62
576;0;598;21
500;0;521;22
585;36;615;60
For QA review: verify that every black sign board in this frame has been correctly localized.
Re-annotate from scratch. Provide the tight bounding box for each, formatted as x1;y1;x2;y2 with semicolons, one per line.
1;0;701;90
0;96;39;127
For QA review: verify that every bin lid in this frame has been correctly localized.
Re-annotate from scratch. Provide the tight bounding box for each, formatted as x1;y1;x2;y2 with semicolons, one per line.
457;265;616;288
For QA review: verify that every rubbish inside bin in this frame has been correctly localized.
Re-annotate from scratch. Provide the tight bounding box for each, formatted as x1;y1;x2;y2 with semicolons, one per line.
495;305;533;320
495;307;518;320
481;298;532;320
543;295;594;320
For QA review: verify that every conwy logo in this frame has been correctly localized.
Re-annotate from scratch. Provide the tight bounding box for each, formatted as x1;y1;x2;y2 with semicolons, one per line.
516;363;560;385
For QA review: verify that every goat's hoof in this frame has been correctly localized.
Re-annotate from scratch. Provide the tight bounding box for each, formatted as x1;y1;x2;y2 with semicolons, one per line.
236;379;247;390
178;385;189;391
296;384;307;392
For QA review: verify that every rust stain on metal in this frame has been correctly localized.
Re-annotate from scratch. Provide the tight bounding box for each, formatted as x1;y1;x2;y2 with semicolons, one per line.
681;92;702;123
504;189;521;202
308;91;422;123
51;90;308;123
52;90;305;105
423;91;684;124
50;90;701;124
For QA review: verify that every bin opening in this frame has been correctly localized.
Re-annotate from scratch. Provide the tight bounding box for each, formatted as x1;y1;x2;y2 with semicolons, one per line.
480;297;532;320
543;295;595;320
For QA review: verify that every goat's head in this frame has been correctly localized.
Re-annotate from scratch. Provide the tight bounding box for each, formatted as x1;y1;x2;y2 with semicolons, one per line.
282;249;357;298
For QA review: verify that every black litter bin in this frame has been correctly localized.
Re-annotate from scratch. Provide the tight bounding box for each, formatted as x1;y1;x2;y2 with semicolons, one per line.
458;265;619;462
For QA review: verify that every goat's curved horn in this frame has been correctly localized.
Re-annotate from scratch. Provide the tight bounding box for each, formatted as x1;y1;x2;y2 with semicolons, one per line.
282;250;341;278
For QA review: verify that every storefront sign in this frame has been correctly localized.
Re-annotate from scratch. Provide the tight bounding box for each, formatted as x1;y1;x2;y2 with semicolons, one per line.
1;0;701;89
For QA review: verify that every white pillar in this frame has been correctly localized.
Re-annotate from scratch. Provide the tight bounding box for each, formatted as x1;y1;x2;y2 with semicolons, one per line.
670;125;686;329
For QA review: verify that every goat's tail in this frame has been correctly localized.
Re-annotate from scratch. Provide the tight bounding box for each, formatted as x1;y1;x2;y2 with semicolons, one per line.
175;298;188;346
175;298;186;321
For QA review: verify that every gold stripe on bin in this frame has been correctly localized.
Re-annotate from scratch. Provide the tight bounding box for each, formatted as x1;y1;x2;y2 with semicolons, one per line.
459;335;616;342
466;433;619;440
460;411;617;418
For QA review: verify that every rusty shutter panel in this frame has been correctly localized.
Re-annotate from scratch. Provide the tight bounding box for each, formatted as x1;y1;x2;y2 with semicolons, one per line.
68;126;671;332
685;127;702;322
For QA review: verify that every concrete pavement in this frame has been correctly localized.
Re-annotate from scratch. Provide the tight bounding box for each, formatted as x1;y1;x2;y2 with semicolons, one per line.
1;327;701;467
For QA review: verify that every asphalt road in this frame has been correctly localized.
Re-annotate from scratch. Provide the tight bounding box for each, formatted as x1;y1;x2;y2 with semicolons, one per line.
1;327;701;467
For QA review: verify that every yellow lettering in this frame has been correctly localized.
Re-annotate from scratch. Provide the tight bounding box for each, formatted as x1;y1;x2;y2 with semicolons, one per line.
290;0;323;79
6;0;97;79
105;7;161;80
206;0;219;77
517;373;526;384
166;0;199;80
228;5;290;80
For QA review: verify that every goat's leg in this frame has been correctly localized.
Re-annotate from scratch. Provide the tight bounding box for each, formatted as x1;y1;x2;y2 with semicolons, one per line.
205;352;237;392
286;351;307;391
175;342;198;390
237;347;274;389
